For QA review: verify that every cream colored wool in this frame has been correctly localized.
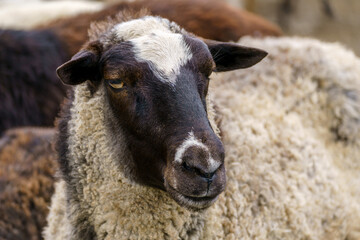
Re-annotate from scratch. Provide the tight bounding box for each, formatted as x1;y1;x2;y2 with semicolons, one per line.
44;181;72;240
44;36;360;239
206;36;360;239
0;1;104;30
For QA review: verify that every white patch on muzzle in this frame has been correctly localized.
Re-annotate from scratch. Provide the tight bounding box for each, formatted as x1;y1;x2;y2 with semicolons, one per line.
174;131;220;173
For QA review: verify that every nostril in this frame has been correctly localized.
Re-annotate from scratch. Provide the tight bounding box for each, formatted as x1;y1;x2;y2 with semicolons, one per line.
200;170;216;180
182;162;192;171
194;167;216;181
182;162;216;180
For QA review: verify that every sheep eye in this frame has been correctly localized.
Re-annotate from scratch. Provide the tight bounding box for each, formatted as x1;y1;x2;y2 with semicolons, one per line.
108;79;124;89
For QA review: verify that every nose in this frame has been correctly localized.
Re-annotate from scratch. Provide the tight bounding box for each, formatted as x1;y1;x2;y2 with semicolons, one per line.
166;130;226;205
181;145;222;183
182;161;217;182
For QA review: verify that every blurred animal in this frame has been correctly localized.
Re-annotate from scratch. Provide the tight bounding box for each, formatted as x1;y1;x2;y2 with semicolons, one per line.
0;29;68;134
0;127;58;240
207;36;360;239
45;0;282;56
0;0;104;30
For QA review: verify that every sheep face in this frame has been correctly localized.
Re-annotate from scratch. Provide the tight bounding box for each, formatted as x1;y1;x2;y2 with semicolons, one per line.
56;16;267;210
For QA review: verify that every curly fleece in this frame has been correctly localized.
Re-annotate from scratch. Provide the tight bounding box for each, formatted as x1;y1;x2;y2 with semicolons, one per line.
206;37;360;239
44;37;360;239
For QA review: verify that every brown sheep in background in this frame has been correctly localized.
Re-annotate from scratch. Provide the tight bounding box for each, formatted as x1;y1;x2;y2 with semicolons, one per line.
45;0;282;56
0;127;58;240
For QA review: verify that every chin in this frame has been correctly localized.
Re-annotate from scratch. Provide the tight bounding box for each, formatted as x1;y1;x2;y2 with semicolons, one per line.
164;181;219;211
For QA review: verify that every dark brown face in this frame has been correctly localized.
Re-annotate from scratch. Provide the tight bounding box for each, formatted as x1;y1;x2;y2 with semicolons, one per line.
56;17;267;210
98;37;226;209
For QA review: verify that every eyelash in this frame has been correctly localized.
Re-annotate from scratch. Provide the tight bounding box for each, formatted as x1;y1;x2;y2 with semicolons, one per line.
108;79;125;90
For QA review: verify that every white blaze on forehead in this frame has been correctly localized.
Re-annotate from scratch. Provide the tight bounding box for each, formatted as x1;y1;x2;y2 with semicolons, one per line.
112;16;181;41
130;31;192;85
111;16;193;86
174;132;221;173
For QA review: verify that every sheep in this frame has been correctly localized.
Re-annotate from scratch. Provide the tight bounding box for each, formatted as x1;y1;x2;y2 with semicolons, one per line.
44;13;360;240
44;14;360;239
43;13;268;239
0;127;58;240
0;0;104;30
0;0;282;135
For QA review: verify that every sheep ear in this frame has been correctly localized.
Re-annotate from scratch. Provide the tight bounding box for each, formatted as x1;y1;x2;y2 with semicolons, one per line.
205;39;267;72
56;50;99;85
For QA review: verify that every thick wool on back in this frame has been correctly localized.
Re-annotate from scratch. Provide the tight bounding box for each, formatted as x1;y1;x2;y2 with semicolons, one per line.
45;36;360;239
205;36;360;239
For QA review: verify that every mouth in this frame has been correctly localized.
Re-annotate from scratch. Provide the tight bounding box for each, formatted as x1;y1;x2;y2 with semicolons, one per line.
164;181;219;210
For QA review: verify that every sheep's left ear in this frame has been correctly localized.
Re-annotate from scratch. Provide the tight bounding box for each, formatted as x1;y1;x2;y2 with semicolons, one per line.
205;39;268;72
56;42;102;85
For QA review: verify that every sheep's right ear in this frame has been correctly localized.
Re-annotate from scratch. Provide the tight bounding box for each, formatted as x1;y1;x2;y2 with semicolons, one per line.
204;39;267;72
56;50;100;85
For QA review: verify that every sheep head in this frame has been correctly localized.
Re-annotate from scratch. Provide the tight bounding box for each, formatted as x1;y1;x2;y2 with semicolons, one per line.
56;16;267;210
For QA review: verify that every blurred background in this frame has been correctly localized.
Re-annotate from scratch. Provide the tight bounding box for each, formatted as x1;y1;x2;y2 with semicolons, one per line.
0;0;359;55
228;0;360;56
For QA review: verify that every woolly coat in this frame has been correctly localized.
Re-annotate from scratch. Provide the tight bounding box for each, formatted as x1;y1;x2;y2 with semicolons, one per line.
44;37;360;239
207;37;360;239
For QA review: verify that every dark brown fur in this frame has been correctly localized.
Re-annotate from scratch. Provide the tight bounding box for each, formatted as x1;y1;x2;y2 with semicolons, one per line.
0;127;58;240
0;29;69;135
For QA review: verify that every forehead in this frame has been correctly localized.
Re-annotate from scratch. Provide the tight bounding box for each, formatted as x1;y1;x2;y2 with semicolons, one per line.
104;17;212;85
